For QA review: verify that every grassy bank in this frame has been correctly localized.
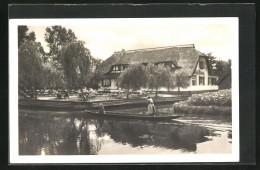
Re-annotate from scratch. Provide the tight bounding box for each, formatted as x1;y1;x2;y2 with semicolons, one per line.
173;89;232;115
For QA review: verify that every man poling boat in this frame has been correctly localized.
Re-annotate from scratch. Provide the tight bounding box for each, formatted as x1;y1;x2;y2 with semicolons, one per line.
147;96;156;116
99;103;106;114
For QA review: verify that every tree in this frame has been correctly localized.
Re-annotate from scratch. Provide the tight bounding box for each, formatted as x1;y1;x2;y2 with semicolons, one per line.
214;59;231;77
19;41;43;98
118;63;147;98
18;26;37;47
207;53;231;77
88;70;103;90
173;69;190;93
88;59;103;89
18;26;46;62
18;26;29;47
62;41;91;96
37;42;47;63
146;64;173;97
207;53;217;71
44;26;77;65
27;32;36;41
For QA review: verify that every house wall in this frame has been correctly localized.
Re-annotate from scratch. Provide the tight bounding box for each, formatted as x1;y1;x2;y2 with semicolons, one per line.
111;79;118;90
99;79;118;90
99;57;219;92
185;57;219;91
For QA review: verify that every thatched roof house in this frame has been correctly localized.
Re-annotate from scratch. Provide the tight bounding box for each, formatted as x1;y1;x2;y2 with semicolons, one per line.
99;44;219;91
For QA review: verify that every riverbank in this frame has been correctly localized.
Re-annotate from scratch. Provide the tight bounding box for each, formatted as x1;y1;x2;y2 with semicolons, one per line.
173;89;232;115
19;96;188;111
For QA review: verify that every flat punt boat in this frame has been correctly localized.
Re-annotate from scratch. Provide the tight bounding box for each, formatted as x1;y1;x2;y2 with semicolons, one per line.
84;110;181;121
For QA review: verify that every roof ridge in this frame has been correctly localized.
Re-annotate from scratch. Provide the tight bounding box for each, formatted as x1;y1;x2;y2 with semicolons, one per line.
113;44;195;54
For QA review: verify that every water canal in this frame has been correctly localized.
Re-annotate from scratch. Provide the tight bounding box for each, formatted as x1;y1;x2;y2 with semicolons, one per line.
19;105;232;155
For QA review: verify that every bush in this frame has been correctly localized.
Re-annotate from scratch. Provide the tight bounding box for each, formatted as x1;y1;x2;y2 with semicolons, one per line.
173;89;232;115
174;105;231;115
186;89;231;106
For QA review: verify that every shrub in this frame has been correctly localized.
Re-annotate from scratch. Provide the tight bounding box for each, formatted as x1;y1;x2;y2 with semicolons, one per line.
174;105;231;115
173;89;232;115
186;89;231;106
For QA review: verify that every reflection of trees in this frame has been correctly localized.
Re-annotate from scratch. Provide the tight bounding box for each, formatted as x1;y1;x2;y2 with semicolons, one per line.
100;120;210;152
19;114;211;155
19;115;103;155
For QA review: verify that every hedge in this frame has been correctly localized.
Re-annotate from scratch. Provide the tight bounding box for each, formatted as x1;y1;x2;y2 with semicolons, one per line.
174;89;232;115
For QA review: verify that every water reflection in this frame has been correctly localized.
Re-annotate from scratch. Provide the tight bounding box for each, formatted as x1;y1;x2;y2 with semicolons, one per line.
19;111;231;155
100;120;210;152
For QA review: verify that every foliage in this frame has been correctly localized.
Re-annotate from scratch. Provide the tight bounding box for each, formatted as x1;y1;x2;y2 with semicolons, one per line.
207;53;231;77
187;89;231;106
172;69;190;92
173;89;232;115
174;89;231;107
146;63;173;96
19;41;44;97
88;70;103;90
214;59;231;77
44;26;77;65
62;41;91;90
207;53;217;71
88;59;103;89
18;26;37;47
18;26;46;62
18;26;29;47
118;63;147;90
41;62;65;89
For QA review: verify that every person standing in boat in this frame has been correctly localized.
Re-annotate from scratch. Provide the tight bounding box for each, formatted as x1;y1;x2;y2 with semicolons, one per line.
147;97;156;116
99;103;105;114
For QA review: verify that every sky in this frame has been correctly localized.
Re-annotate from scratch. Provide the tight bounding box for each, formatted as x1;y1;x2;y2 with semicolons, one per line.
27;18;238;61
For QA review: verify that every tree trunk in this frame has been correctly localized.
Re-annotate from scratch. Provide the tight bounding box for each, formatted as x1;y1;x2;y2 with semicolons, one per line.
127;85;129;99
178;85;180;95
81;87;86;100
34;75;37;99
156;86;158;97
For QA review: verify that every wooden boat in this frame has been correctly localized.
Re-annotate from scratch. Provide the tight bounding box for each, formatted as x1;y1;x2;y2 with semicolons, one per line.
84;110;181;121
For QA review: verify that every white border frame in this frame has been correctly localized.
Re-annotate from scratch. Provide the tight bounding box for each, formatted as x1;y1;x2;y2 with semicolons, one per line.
9;18;239;164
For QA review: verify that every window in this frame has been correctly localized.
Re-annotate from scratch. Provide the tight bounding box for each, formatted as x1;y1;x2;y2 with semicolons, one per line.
124;65;129;69
192;76;197;86
199;76;205;85
211;78;216;85
114;66;119;71
199;61;204;69
103;79;111;87
208;78;212;85
208;78;217;85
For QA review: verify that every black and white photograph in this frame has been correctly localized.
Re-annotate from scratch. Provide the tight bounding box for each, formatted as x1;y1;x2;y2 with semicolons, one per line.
9;17;239;163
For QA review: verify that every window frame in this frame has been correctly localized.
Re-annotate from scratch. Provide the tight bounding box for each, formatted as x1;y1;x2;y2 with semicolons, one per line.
102;79;111;87
199;76;205;85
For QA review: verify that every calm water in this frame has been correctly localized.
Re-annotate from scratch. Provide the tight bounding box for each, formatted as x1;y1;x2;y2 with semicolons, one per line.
19;106;232;155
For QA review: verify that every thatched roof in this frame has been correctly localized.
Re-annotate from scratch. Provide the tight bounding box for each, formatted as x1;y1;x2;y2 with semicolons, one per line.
98;52;122;74
100;44;207;76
